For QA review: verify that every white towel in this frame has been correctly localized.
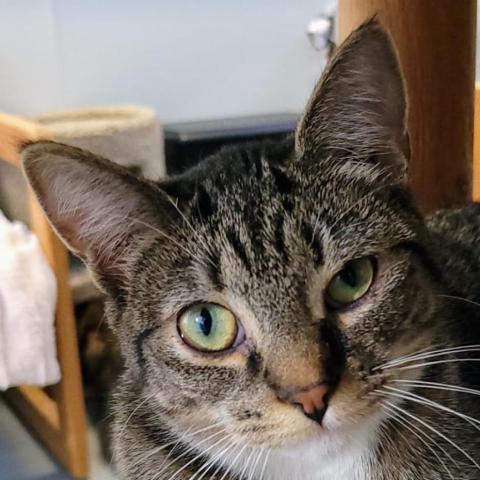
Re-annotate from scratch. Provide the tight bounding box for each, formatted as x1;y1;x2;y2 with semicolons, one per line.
0;211;60;389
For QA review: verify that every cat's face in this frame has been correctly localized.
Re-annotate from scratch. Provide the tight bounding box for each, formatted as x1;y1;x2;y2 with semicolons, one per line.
117;147;431;451
22;20;440;476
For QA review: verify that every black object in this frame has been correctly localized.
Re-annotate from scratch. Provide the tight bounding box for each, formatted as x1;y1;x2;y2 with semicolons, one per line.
163;113;299;175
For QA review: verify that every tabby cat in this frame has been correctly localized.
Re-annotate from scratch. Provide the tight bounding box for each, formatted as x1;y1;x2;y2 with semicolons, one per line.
22;20;480;480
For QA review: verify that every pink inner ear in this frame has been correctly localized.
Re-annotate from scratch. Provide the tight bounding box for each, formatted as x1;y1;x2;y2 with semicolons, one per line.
55;209;90;259
53;187;152;282
23;146;165;286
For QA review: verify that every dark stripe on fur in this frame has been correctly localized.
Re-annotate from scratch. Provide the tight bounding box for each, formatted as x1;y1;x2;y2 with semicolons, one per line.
320;319;347;386
195;183;215;219
244;197;265;257
301;222;324;265
270;165;294;195
247;351;263;376
253;154;263;180
207;248;223;289
239;149;251;173
393;240;442;283
226;228;251;271
387;186;422;219
135;328;157;367
273;214;288;260
282;196;295;214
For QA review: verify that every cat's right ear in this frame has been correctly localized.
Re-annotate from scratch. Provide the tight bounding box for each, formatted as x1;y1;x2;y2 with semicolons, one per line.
295;19;409;180
22;141;175;293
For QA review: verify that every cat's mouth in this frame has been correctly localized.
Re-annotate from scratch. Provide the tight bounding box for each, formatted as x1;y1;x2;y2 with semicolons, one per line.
301;404;328;425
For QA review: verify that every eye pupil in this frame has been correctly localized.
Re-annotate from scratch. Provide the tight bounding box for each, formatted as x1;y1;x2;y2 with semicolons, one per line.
339;266;357;287
196;308;213;336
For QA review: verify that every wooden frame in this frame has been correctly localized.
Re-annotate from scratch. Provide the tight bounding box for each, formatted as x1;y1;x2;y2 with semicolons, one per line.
0;113;89;478
474;83;480;202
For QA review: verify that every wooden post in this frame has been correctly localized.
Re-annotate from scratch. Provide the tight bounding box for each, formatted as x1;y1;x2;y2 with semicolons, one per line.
338;0;476;213
474;83;480;201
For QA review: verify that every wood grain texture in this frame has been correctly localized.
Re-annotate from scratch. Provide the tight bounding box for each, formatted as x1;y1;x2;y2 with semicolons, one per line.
0;113;47;166
474;84;480;201
28;191;89;478
0;113;89;478
338;0;476;213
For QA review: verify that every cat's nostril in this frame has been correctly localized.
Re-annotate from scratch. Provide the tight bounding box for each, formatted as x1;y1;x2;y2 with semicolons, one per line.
304;406;327;425
288;384;329;425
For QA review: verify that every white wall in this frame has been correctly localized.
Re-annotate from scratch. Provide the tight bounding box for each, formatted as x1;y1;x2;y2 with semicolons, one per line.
0;0;331;122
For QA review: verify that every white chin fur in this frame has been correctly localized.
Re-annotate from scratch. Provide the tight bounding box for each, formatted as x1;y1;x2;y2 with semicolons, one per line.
227;413;383;480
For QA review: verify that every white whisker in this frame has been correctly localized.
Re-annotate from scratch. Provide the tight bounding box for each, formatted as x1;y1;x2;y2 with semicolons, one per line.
191;438;238;480
237;447;256;480
395;358;480;371
383;386;480;430
374;344;480;371
258;449;271;480
155;430;228;480
247;448;264;480
205;440;241;480
117;390;159;440
218;442;249;480
381;402;456;479
437;294;480;309
395;379;480;397
155;431;187;474
125;437;179;475
382;399;480;470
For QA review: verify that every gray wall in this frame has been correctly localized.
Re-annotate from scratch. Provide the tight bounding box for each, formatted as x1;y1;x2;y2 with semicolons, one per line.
0;0;331;122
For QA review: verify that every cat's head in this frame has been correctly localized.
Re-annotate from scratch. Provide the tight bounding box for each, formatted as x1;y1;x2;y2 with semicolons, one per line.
23;20;440;472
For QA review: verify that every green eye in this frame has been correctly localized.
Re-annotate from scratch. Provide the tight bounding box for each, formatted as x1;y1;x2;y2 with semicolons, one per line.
178;303;238;352
326;257;374;307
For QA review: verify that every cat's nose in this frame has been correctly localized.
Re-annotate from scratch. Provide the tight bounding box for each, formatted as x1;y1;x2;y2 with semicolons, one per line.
288;384;329;424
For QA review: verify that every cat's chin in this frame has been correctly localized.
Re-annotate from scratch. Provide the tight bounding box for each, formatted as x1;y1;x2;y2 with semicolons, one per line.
228;411;383;480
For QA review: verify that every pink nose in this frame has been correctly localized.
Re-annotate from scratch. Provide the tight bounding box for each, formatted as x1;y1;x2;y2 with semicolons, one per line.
289;384;329;424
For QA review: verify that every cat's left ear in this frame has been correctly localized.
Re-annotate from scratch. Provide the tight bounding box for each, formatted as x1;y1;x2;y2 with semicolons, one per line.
295;19;409;179
21;141;176;295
